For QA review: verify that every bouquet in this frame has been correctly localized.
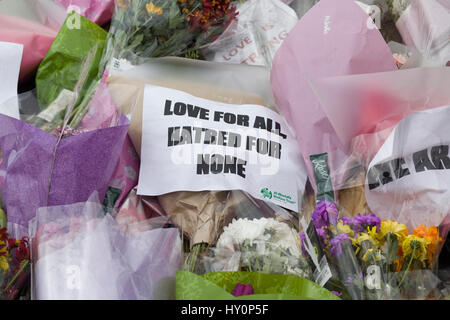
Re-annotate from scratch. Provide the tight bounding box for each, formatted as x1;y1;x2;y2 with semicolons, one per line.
302;206;445;300
300;150;448;300
176;190;340;300
100;0;238;71
0;197;30;300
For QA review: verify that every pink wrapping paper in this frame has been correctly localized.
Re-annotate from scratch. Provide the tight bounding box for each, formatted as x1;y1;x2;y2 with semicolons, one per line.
309;67;450;167
54;0;114;25
79;74;140;208
0;14;57;83
270;0;397;192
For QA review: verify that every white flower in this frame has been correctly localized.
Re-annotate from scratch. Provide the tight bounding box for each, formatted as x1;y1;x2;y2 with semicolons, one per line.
216;217;301;256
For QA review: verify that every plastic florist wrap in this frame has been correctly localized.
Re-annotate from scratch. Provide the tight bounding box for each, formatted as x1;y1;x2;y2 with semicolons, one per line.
396;0;450;67
0;0;65;83
102;57;338;299
295;68;450;300
100;0;239;74
176;191;339;300
29;193;181;300
53;0;115;26
200;0;299;68
0;40;132;239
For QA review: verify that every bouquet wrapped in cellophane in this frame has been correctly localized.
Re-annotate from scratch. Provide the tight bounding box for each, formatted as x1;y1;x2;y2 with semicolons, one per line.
176;190;340;300
295;68;450;300
29;192;181;300
100;0;239;72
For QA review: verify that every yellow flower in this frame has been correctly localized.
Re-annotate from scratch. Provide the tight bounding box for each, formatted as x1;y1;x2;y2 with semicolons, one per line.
117;0;127;8
336;220;354;237
0;246;9;272
367;225;384;246
401;235;430;262
352;232;377;256
380;220;409;244
356;232;376;245
362;248;383;262
146;2;163;15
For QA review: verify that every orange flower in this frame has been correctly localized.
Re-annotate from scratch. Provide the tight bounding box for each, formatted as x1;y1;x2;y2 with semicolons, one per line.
117;0;127;8
413;224;442;265
146;2;163;15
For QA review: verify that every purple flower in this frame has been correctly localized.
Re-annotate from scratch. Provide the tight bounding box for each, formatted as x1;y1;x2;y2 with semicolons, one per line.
352;213;381;233
316;226;328;246
345;275;354;284
232;284;254;297
331;291;343;298
312;199;339;229
339;216;354;227
300;231;307;256
330;233;351;258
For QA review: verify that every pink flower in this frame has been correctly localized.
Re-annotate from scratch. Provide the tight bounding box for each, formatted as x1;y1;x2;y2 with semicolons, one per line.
232;283;254;297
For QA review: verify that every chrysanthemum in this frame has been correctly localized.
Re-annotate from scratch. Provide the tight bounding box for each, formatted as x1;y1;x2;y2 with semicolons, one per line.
413;225;442;264
380;220;409;244
401;235;430;263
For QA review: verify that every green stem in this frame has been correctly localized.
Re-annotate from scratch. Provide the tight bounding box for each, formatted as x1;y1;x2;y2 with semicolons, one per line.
2;260;29;293
397;247;416;289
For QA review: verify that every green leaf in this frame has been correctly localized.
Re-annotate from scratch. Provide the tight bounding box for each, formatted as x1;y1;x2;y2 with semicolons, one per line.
176;271;341;300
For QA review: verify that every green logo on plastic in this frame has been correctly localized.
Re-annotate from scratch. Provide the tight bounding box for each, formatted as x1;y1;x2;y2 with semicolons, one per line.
261;188;272;199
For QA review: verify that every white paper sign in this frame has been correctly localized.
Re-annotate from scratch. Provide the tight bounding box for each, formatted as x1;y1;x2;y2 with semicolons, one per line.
0;41;23;120
365;105;450;229
137;85;307;211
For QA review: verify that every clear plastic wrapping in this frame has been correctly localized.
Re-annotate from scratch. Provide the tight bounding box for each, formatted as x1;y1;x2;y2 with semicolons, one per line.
29;193;181;300
293;67;450;300
99;0;239;73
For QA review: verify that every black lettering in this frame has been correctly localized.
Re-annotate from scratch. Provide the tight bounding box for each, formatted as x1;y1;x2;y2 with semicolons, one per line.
210;154;224;174
173;102;186;115
274;121;287;139
391;158;410;179
431;145;450;169
228;133;241;148
163;100;173;115
253;116;267;130
179;127;192;145
413;149;436;172
168;127;175;146
237;159;247;178
257;138;269;155
197;154;210;175
237;114;250;127
204;129;216;144
367;162;394;190
224;113;236;124
186;104;200;118
270;141;282;159
223;155;237;174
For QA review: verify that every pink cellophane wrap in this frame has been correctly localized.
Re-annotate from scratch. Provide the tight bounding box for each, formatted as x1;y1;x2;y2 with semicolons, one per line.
309;67;450;167
80;73;140;208
0;14;57;83
270;0;397;193
54;0;114;25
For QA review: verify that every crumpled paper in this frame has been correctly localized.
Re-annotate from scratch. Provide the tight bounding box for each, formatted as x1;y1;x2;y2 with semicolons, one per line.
159;191;229;246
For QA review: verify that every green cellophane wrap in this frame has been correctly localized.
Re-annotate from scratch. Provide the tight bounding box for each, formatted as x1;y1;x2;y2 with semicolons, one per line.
176;271;340;300
35;12;107;129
